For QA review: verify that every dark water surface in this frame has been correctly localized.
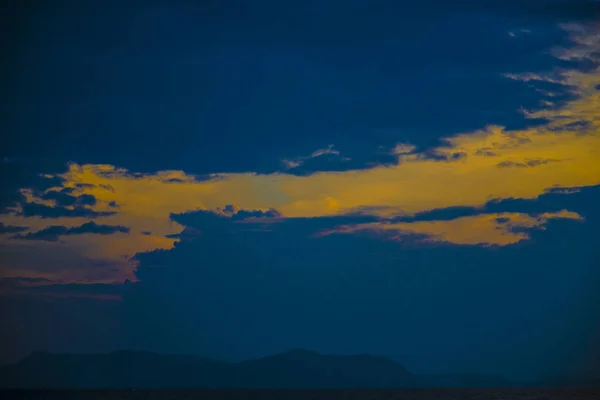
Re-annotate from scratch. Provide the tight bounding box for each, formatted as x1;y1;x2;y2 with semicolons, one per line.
1;388;598;400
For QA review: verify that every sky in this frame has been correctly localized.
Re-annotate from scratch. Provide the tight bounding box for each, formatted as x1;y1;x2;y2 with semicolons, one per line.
1;0;600;382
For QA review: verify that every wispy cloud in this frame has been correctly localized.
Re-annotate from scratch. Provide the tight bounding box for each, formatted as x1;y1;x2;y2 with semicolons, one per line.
281;144;350;173
508;28;531;38
496;159;562;168
503;72;565;85
551;23;600;63
11;221;130;242
0;222;28;234
317;210;583;246
17;202;117;219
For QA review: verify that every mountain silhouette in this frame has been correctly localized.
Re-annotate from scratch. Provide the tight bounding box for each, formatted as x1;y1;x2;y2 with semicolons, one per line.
0;349;592;389
0;350;228;388
235;348;413;388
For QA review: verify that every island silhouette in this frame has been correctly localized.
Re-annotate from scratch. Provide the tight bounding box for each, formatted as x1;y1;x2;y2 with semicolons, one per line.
2;349;598;389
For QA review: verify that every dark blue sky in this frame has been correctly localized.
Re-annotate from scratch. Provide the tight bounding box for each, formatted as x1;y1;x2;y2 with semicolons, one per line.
2;0;582;174
1;0;600;382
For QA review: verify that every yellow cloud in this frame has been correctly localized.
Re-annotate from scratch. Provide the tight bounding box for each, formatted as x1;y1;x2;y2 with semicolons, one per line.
1;26;599;284
317;210;584;246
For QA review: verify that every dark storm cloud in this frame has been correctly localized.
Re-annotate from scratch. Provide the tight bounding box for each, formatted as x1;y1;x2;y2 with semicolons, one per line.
17;202;116;219
0;222;28;234
121;185;600;380
11;221;129;242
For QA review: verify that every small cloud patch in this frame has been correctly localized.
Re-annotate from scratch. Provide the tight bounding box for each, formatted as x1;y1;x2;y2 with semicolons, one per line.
497;159;561;168
11;221;130;242
0;222;28;234
17;202;116;219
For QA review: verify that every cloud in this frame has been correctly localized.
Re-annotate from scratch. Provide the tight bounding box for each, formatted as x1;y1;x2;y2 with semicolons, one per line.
503;72;565;85
281;145;354;175
391;144;417;155
278;144;403;176
38;188;78;206
551;23;600;63
525;25;600;133
311;145;341;158
507;28;531;38
217;204;282;220
3;0;597;186
11;222;130;242
3;99;598;283
17;202;116;219
38;188;98;207
76;194;97;206
386;184;600;223
0;277;52;288
160;206;283;241
2;68;598;281
0;162;66;214
496;159;561;168
0;222;27;234
417;149;468;162
312;185;595;246
318;210;583;246
0;242;135;285
1;18;599;288
120;187;600;378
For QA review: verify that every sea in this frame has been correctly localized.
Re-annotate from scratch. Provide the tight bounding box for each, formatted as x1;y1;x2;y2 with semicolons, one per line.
1;388;598;400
